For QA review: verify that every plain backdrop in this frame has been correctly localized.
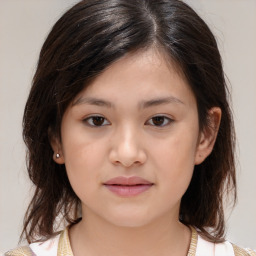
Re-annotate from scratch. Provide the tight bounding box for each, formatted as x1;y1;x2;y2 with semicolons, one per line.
0;0;256;252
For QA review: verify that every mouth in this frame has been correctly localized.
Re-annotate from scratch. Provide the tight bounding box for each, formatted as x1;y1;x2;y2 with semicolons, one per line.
103;176;154;197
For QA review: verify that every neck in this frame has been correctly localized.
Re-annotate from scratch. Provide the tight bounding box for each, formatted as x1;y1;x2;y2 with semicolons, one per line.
69;208;191;256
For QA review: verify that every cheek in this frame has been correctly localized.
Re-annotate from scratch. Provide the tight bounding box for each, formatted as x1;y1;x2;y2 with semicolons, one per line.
150;129;198;190
153;133;197;168
62;122;106;171
61;132;107;198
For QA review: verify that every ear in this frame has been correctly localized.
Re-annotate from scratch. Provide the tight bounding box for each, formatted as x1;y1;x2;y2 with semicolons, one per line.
48;127;65;165
195;107;222;165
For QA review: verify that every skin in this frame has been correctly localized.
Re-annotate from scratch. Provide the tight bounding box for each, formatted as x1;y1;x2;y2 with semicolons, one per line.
51;48;221;256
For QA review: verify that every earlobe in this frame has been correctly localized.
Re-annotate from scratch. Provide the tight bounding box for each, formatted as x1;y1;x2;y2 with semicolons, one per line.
48;128;65;164
195;107;222;165
53;151;65;164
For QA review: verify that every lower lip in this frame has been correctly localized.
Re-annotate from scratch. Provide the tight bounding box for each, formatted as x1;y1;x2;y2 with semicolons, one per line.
104;184;153;197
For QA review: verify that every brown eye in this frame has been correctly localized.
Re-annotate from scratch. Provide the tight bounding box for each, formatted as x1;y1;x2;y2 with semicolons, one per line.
92;116;105;126
147;115;173;127
152;116;165;126
83;116;110;127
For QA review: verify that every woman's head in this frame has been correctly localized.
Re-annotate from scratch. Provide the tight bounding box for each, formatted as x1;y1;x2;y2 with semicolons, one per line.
22;0;236;243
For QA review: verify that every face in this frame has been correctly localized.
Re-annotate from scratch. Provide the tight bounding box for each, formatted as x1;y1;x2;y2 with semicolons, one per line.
53;49;213;228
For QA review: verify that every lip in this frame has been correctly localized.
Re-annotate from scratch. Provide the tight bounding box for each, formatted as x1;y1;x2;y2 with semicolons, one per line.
104;176;153;186
103;176;154;197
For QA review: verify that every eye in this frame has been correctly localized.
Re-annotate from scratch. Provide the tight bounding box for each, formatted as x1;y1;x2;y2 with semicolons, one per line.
146;115;174;127
83;115;110;127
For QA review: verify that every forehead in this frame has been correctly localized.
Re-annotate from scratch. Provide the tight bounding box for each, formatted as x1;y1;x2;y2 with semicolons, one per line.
73;48;196;109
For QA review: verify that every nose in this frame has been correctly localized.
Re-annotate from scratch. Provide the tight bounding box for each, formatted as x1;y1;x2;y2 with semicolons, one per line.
109;125;147;168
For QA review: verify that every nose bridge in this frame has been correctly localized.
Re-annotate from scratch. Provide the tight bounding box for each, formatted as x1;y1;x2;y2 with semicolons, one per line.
109;121;146;167
117;122;140;155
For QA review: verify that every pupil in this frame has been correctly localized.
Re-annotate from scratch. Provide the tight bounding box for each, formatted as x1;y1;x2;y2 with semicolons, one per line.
93;117;104;126
153;116;164;126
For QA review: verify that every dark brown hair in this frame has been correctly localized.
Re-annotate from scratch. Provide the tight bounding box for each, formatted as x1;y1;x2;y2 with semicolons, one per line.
22;0;236;243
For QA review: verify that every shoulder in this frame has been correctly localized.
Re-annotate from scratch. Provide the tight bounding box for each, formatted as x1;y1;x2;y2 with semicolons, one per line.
4;232;61;256
196;233;256;256
4;246;33;256
232;243;256;256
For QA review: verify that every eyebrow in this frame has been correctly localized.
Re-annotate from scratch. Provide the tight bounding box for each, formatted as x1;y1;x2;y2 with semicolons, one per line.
73;96;184;109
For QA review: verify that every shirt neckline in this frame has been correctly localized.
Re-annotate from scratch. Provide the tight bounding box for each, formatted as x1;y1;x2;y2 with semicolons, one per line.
58;225;198;256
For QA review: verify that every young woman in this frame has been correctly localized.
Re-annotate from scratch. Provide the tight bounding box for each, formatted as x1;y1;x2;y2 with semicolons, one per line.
5;0;256;255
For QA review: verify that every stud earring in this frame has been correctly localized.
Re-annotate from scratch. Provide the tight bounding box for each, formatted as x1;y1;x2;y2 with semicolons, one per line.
56;153;60;159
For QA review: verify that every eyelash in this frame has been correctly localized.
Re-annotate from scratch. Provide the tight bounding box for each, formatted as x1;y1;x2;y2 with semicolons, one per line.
83;115;174;128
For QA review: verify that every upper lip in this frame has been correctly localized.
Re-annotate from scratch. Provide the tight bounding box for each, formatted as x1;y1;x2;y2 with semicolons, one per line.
104;176;153;186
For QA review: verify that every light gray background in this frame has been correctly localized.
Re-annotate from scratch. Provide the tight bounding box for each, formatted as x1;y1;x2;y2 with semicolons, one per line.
0;0;255;252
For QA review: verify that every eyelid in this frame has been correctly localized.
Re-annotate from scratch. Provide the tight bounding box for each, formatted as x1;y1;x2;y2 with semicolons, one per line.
82;114;174;128
146;115;174;127
83;115;111;127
